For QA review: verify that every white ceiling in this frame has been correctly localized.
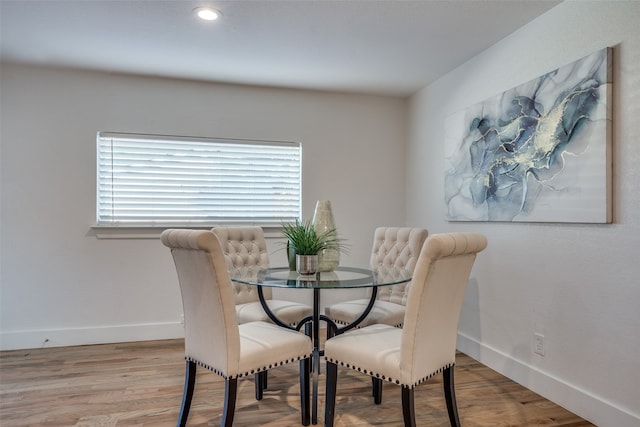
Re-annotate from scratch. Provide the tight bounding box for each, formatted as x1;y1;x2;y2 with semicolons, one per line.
0;0;560;97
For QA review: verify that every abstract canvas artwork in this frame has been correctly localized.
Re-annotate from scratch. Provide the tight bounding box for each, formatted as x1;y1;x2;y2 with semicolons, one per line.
444;47;612;223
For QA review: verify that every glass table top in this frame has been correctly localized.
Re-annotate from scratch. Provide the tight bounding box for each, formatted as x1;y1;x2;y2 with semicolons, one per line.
230;266;412;289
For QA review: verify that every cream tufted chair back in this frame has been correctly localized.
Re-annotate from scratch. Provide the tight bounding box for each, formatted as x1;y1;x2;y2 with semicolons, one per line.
161;229;240;372
324;233;487;427
323;226;428;329
212;226;273;302
369;227;428;305
161;229;312;426
401;233;487;385
212;226;313;331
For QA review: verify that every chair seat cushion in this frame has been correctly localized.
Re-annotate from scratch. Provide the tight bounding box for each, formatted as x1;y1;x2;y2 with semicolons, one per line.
324;324;407;384
324;299;405;328
235;321;312;378
236;300;313;327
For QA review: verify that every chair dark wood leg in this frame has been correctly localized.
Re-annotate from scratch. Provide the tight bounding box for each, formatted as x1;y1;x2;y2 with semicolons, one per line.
177;360;196;427
443;366;461;427
306;322;313;339
372;377;383;404
255;372;264;400
401;386;416;427
324;361;338;427
222;378;238;427
254;370;268;400
325;323;336;340
300;358;311;426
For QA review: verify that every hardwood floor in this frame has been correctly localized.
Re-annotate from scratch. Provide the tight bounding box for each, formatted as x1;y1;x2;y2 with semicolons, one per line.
0;339;594;426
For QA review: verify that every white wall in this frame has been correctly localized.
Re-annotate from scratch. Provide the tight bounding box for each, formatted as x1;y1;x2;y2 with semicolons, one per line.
0;65;407;350
406;2;639;426
3;3;639;426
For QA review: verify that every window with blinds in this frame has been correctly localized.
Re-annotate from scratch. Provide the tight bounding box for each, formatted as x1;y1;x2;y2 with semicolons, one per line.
96;132;301;227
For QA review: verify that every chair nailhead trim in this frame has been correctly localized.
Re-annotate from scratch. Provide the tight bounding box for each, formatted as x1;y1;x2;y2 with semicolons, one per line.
325;356;454;388
186;353;311;380
330;319;403;329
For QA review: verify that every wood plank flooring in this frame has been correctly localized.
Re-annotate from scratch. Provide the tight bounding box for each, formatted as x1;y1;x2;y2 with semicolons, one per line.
0;339;594;426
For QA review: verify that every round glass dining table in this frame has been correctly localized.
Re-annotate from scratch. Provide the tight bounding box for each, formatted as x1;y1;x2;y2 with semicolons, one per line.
230;266;412;424
230;265;412;333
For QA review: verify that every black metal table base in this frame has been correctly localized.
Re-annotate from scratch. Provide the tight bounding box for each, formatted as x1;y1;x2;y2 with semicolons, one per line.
258;286;378;424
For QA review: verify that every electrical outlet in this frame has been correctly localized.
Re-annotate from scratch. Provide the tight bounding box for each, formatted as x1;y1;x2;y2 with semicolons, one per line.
534;333;545;356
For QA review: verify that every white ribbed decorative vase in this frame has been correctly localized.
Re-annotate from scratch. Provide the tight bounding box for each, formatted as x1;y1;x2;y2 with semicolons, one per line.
312;200;340;272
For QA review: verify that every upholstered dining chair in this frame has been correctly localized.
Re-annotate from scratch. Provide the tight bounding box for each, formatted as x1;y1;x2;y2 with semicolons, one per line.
212;226;314;399
324;232;487;427
324;227;428;329
211;226;313;327
161;229;313;427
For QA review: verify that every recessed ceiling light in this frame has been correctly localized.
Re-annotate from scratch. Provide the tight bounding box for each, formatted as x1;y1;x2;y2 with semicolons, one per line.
194;7;222;21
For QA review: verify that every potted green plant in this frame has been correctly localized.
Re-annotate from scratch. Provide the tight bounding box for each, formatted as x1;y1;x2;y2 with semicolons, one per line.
281;219;344;275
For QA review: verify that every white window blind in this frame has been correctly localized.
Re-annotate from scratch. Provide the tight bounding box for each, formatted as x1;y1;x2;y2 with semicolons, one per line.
97;132;301;227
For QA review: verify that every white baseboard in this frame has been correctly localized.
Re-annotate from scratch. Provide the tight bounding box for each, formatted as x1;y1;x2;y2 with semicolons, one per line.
457;332;639;427
0;322;185;351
